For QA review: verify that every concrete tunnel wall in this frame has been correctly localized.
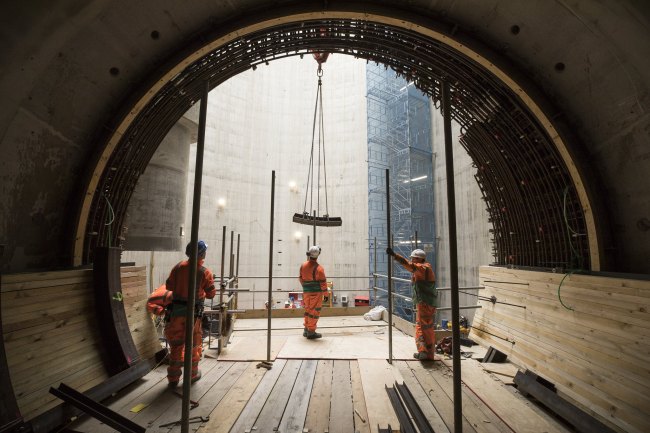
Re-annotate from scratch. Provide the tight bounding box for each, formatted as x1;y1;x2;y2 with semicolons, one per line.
0;2;649;273
0;3;648;431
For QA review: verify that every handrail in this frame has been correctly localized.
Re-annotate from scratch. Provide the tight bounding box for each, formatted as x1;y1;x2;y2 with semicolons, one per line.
233;288;368;293
372;287;484;312
236;276;371;279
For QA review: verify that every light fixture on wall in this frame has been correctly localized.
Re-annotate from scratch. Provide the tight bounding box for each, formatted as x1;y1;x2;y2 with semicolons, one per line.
294;231;302;241
288;181;298;193
217;197;226;210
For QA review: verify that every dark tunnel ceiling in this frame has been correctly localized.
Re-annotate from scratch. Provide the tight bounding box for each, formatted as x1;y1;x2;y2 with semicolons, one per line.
84;19;592;271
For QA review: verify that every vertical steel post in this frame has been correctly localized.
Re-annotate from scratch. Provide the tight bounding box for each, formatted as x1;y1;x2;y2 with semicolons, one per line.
235;233;240;309
442;81;463;433
181;80;209;433
415;230;419;249
312;210;317;246
220;226;226;306
373;236;377;305
236;234;241;281
229;231;234;288
267;171;276;362
385;169;393;364
307;235;310;249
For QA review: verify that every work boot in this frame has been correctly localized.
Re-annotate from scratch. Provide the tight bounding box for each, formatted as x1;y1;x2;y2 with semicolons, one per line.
303;327;308;337
167;381;179;389
191;370;202;384
306;331;322;339
413;352;428;361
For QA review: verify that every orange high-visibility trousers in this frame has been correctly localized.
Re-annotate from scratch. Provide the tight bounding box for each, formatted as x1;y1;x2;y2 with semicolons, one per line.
303;292;324;332
415;302;437;360
164;317;202;383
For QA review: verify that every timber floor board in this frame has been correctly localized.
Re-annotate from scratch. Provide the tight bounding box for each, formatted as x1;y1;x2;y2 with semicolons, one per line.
201;362;267;433
227;359;288;433
304;359;333;433
65;316;577;433
329;360;354;433
70;365;168;432
220;316;420;360
277;359;318;433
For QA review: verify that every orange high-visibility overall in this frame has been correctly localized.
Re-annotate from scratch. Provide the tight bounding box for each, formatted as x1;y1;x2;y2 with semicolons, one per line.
394;254;437;359
146;284;173;316
299;259;327;332
164;259;216;384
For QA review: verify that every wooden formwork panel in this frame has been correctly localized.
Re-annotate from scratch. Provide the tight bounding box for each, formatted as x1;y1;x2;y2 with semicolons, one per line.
1;268;107;420
120;266;160;362
470;266;650;433
1;265;160;421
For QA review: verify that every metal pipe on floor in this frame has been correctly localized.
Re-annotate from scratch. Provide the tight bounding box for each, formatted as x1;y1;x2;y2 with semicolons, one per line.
385;168;393;364
267;171;276;362
181;80;209;433
442;80;463;433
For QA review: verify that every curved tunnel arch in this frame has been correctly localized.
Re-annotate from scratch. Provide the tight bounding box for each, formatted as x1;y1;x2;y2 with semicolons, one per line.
74;7;605;271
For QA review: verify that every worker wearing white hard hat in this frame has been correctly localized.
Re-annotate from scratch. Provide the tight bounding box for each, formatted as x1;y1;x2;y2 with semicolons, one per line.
299;245;327;339
386;246;437;360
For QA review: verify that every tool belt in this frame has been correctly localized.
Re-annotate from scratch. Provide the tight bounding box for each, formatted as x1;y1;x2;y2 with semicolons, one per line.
165;299;205;320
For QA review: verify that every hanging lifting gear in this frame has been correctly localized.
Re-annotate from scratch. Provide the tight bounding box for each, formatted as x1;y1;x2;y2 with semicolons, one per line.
293;55;342;227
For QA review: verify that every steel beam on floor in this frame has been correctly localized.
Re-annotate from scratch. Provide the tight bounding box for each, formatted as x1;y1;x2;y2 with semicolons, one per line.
49;383;145;433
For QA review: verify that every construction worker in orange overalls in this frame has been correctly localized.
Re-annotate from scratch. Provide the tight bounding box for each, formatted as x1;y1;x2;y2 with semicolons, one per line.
146;283;173;316
164;240;216;387
299;245;327;339
386;247;437;360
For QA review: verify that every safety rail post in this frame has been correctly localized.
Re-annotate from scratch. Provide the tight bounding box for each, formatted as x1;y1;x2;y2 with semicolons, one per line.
267;171;276;362
385;168;393;364
220;226;226;307
229;230;235;289
181;80;209;433
373;236;377;305
442;80;463;433
312;210;316;246
235;233;241;309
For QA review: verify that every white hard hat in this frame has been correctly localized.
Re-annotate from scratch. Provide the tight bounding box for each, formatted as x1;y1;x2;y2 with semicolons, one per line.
410;249;426;259
308;245;321;259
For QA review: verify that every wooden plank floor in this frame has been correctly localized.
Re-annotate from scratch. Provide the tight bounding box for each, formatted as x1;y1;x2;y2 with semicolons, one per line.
69;316;574;433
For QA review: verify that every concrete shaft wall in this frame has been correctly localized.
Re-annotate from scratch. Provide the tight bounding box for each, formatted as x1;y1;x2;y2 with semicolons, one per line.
122;119;194;252
125;55;370;308
122;57;495;317
432;105;492;323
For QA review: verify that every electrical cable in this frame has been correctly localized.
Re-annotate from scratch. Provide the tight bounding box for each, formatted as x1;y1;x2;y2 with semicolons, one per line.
103;194;115;247
558;186;583;311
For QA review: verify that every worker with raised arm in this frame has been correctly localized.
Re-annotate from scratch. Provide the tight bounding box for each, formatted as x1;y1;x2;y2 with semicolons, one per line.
299;245;327;339
164;240;216;387
386;247;437;360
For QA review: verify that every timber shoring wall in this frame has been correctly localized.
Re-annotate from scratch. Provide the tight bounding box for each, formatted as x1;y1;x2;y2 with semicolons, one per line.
1;265;159;421
470;266;650;433
120;266;160;362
